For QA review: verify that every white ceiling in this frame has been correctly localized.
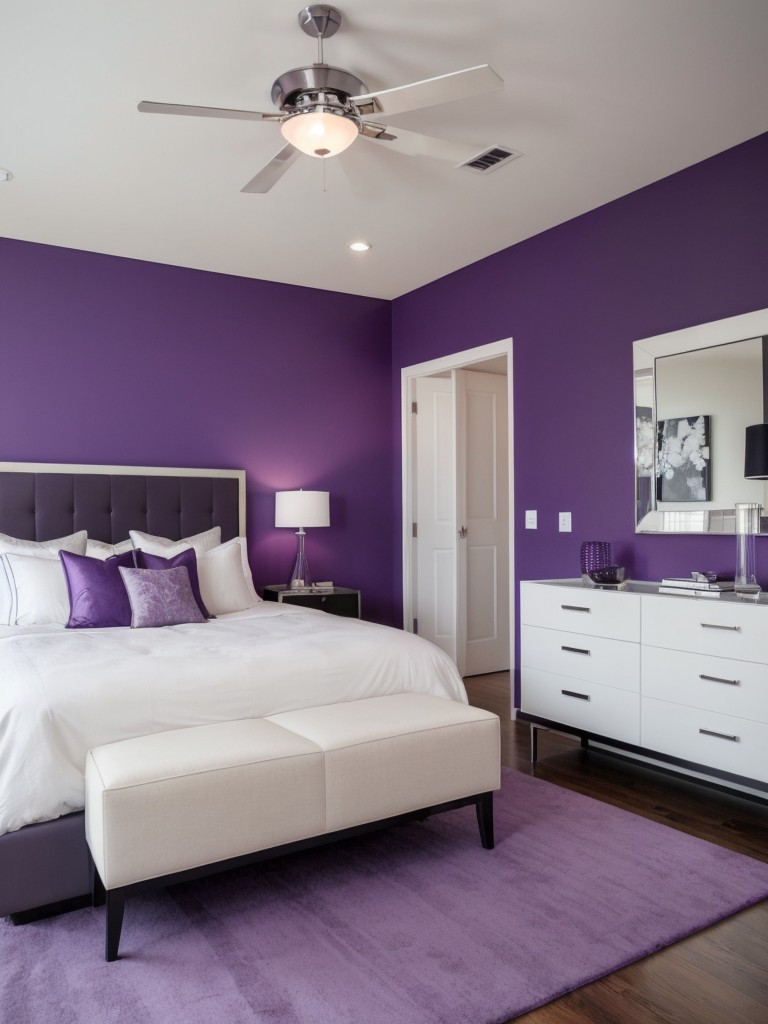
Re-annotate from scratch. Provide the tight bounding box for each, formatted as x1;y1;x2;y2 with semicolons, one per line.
2;0;768;301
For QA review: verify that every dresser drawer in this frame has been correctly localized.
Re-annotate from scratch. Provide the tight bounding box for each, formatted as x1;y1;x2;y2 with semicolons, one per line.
522;625;640;692
642;697;768;784
641;595;767;663
521;582;640;641
642;646;768;723
521;667;640;743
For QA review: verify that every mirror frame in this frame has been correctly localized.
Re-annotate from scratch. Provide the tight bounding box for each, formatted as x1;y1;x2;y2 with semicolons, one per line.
634;307;768;535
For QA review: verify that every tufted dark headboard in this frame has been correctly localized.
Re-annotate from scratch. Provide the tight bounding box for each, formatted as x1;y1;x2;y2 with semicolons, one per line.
0;462;245;544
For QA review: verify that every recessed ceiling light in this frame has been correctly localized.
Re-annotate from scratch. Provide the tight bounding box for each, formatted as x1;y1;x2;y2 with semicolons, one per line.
0;169;13;183
348;241;372;253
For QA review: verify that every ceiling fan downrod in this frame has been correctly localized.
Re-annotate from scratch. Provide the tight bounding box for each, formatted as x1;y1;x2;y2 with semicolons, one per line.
298;5;342;65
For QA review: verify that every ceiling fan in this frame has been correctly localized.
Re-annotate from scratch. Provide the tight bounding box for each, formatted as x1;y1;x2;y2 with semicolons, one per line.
138;4;515;193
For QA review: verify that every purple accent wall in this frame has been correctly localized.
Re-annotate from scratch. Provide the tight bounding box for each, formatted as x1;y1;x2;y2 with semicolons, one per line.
3;132;767;649
392;132;768;694
0;241;397;624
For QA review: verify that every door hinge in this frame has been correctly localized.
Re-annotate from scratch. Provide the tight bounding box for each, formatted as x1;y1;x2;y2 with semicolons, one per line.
412;522;417;538
411;401;418;414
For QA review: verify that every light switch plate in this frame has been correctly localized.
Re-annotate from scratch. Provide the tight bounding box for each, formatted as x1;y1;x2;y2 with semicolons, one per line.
558;512;572;532
525;510;537;529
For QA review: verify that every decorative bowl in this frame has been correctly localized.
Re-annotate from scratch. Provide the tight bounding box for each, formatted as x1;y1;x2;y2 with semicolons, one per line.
587;565;625;585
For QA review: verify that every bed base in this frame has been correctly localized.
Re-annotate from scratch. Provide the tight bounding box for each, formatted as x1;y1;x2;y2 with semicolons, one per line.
1;812;91;921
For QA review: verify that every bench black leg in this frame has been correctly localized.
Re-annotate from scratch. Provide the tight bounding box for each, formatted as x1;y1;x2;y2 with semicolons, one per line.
106;889;126;962
475;792;494;850
91;862;106;908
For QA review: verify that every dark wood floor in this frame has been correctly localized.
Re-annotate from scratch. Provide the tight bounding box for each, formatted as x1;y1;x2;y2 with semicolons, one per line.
463;673;768;1024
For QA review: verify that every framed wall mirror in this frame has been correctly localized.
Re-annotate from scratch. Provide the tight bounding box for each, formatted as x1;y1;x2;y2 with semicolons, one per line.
634;307;768;534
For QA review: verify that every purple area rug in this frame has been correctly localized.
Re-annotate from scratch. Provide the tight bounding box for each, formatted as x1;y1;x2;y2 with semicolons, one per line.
2;770;768;1024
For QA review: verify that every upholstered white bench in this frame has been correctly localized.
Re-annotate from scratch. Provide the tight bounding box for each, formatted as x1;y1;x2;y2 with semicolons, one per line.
85;693;500;960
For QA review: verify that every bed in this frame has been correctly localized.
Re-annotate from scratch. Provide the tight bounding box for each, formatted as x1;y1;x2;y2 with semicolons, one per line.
0;462;466;921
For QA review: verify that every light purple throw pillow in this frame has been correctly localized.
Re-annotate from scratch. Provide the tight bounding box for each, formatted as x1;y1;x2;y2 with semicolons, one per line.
135;547;212;618
59;549;136;629
118;566;207;628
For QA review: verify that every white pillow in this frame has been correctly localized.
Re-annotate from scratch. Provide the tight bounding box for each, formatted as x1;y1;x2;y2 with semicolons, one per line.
197;537;261;615
85;538;134;560
129;526;222;558
0;552;70;626
0;531;87;626
0;530;87;557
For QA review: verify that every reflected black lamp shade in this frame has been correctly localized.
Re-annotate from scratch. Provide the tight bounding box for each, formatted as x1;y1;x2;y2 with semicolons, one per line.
745;423;768;479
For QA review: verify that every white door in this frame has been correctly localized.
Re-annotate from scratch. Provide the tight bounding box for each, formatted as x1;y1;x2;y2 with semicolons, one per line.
414;376;457;662
413;370;509;675
456;369;510;675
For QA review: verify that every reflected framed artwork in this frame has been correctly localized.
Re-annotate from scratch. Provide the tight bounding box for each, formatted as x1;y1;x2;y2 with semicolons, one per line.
656;415;711;502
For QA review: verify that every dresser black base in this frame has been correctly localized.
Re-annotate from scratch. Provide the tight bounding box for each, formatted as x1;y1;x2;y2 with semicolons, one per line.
519;712;768;799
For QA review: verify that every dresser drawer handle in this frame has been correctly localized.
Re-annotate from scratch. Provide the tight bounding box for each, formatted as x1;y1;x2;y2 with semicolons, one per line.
561;689;590;701
700;622;741;632
699;728;740;743
699;673;740;686
561;645;591;656
561;604;591;613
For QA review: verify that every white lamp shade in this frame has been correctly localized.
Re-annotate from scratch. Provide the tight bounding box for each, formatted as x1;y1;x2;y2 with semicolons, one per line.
280;110;358;158
275;490;330;528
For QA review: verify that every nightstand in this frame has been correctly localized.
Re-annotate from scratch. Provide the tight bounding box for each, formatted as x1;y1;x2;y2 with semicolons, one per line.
262;585;361;618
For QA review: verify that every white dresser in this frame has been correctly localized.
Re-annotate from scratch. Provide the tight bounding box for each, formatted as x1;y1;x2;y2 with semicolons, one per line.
520;579;768;793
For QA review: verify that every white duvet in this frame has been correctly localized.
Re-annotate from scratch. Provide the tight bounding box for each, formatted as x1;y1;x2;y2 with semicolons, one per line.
0;603;466;836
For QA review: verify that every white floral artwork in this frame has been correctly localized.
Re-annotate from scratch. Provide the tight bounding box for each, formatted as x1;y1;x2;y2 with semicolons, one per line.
635;412;654;477
656;415;711;501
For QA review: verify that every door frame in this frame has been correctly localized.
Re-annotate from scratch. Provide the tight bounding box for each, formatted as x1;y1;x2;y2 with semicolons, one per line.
400;338;514;695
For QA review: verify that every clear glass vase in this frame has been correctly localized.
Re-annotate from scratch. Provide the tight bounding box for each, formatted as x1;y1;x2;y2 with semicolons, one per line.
734;503;761;595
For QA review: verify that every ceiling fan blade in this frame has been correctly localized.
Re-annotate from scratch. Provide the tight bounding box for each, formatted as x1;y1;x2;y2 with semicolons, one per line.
137;100;281;123
360;123;493;166
351;64;502;118
240;144;300;193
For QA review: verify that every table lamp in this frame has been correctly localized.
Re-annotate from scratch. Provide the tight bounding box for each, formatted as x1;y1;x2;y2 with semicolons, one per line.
275;489;330;587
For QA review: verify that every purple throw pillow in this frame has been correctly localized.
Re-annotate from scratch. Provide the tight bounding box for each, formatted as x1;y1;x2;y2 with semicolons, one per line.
135;547;212;618
118;566;207;628
59;549;136;629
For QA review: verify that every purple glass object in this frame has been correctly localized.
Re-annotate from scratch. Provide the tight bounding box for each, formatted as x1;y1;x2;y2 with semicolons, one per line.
580;541;612;575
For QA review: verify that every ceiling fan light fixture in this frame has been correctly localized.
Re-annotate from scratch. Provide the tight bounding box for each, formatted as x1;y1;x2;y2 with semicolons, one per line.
280;106;359;158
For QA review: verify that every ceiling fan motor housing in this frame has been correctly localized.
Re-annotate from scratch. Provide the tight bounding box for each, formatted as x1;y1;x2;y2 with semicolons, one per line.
271;65;367;111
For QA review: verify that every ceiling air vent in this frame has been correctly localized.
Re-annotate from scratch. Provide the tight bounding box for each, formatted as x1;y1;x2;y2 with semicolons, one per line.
460;146;522;175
